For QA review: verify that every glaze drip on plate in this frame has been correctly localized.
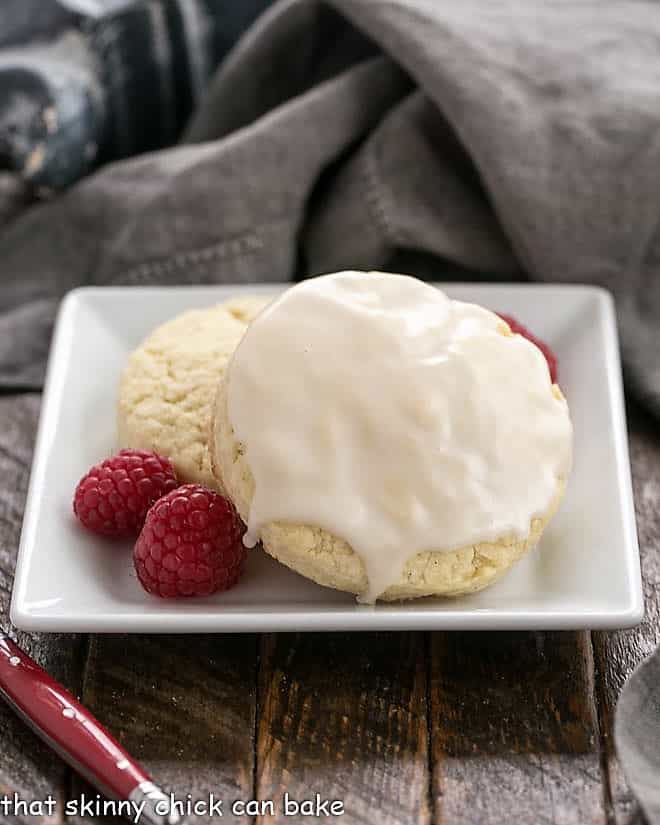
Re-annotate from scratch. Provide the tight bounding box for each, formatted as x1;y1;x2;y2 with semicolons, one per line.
226;271;573;603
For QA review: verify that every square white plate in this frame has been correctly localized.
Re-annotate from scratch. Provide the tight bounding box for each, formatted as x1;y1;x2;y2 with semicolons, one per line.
11;283;642;632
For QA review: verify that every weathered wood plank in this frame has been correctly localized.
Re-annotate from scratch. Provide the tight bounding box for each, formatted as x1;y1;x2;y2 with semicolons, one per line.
255;632;430;825
592;404;660;825
68;633;258;825
0;393;86;825
430;630;606;825
7;387;654;825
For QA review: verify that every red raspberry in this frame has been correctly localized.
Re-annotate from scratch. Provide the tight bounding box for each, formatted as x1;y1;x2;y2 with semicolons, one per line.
497;313;558;383
134;484;247;598
73;449;178;537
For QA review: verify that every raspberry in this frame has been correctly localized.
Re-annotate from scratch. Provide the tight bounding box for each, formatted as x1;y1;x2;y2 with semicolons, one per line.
73;449;178;537
134;484;247;598
497;313;558;383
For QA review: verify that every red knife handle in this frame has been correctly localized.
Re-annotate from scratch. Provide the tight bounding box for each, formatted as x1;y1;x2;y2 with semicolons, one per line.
0;634;178;823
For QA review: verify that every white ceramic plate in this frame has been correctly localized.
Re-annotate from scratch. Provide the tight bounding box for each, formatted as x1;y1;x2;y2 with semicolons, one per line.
11;283;642;632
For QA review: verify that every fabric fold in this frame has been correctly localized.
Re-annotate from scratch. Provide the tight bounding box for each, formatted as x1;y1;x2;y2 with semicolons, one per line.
2;0;659;413
0;2;658;816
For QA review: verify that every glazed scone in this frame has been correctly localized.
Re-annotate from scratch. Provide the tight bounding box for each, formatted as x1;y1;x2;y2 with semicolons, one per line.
212;376;567;600
210;271;572;602
118;296;269;488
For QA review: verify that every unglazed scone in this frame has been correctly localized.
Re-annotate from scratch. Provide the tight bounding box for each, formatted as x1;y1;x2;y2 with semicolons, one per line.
212;378;566;600
118;296;269;488
210;272;573;602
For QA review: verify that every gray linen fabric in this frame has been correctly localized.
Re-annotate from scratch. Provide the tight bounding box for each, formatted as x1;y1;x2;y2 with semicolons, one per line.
0;0;659;816
2;0;660;410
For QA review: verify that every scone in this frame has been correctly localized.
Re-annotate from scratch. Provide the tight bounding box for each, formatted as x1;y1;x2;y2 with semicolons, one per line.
212;378;566;600
210;271;573;603
118;296;269;488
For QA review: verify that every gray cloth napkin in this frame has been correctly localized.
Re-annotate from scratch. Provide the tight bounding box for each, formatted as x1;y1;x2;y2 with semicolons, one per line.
0;0;659;817
2;0;660;411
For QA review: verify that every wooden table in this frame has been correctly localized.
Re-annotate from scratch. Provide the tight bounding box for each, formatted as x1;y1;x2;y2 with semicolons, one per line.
1;391;658;825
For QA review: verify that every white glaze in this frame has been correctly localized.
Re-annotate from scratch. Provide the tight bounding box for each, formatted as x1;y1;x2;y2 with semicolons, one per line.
226;271;572;602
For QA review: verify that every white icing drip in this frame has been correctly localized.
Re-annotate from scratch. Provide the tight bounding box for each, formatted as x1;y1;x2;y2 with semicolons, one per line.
226;272;572;602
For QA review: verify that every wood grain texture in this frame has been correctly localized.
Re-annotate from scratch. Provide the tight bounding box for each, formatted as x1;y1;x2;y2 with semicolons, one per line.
0;393;86;825
430;630;606;825
2;390;659;825
592;404;660;825
255;632;430;825
69;634;258;825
